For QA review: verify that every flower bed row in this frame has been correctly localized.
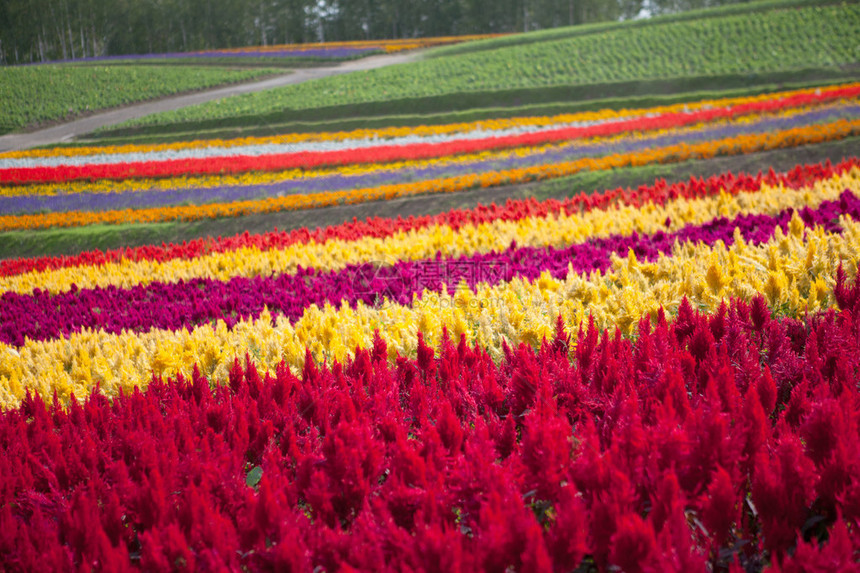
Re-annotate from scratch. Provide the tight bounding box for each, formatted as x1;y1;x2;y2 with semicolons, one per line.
2;282;860;570
3;183;857;346
5;103;857;216
2;160;854;295
6;83;858;169
2;166;859;408
3;103;853;199
33;35;505;66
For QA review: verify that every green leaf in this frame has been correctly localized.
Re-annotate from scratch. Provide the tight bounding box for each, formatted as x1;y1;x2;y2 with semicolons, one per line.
246;466;263;488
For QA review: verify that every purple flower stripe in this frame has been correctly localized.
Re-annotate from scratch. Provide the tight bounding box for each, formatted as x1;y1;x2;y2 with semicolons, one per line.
26;47;380;65
2;190;857;346
4;104;858;216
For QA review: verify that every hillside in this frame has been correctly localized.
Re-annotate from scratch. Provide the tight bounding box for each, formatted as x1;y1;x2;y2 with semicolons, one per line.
98;0;860;140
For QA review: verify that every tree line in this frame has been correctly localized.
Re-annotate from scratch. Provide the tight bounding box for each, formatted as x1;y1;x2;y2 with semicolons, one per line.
1;0;747;65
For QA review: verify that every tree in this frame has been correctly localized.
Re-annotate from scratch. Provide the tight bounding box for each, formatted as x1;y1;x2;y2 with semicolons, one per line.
0;0;747;64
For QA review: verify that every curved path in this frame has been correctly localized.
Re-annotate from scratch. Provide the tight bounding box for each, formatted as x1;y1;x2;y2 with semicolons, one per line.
0;50;424;153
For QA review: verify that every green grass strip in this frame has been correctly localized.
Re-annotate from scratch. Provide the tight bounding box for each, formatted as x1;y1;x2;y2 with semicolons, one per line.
0;65;282;135
0;222;180;261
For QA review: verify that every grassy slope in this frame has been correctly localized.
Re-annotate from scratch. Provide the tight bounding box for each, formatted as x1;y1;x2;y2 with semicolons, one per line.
425;0;850;59
99;1;860;139
0;65;281;134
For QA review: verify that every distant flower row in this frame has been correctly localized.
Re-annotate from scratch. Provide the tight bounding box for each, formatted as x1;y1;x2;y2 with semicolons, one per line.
1;119;857;232
24;35;506;65
4;83;858;183
1;103;857;218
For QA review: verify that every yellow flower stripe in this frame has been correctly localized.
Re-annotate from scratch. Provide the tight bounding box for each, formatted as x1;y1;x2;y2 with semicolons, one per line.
2;118;857;233
3;166;856;297
2;81;855;160
1;211;857;410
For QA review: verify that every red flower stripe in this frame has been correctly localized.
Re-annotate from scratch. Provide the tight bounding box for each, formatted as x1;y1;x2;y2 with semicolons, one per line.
2;86;858;185
1;158;855;278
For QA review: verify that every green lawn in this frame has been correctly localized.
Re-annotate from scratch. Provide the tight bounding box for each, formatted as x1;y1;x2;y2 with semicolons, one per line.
0;64;281;134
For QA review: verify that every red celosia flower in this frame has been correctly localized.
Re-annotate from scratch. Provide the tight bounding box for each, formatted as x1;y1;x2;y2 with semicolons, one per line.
609;513;659;573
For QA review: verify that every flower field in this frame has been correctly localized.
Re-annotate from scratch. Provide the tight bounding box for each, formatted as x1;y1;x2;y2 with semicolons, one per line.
3;5;860;571
4;149;860;568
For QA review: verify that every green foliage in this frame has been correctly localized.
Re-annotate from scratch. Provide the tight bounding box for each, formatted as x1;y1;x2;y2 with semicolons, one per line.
117;3;860;131
0;65;278;134
424;0;851;59
245;466;263;488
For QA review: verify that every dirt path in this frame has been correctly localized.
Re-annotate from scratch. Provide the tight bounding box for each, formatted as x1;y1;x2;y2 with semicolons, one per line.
0;50;425;153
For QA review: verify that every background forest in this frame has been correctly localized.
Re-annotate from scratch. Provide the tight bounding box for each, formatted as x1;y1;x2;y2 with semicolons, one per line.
1;0;755;64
